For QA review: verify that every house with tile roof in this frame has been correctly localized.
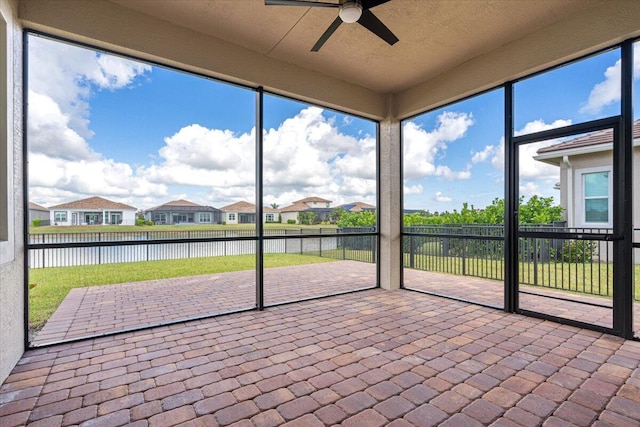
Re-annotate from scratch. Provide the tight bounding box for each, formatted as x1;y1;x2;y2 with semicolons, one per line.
534;119;639;231
220;201;279;224
279;197;333;224
144;199;221;225
48;196;137;226
339;201;376;213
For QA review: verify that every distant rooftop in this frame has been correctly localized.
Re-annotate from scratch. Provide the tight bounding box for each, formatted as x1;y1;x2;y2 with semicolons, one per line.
49;196;136;211
537;119;640;154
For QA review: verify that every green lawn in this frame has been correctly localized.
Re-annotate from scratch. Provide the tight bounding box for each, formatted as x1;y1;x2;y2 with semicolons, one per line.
404;253;640;300
28;253;334;329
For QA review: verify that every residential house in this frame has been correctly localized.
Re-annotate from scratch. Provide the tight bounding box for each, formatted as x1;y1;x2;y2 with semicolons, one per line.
48;196;137;226
28;202;49;226
279;197;333;224
339;201;376;213
220;201;279;224
144;199;221;225
534;120;640;262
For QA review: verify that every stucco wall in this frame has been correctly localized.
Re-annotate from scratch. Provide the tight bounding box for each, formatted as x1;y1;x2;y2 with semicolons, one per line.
0;0;24;385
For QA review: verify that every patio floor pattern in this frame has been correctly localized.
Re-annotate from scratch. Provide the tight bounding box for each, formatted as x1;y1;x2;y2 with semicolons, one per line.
34;261;378;345
34;261;639;346
2;288;640;426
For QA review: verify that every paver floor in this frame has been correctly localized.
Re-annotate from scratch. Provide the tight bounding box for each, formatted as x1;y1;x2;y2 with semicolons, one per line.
3;289;640;426
35;261;639;346
34;261;378;345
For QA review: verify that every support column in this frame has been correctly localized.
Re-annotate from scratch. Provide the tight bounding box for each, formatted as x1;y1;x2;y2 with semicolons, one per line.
378;108;402;290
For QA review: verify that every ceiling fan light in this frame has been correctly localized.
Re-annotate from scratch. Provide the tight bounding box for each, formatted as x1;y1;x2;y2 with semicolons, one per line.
339;1;362;23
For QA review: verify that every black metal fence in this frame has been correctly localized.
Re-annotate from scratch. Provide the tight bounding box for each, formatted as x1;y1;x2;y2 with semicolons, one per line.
28;228;377;268
402;224;632;300
27;224;635;300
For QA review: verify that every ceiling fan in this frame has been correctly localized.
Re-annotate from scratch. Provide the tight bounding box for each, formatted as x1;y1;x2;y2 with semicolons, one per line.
265;0;399;52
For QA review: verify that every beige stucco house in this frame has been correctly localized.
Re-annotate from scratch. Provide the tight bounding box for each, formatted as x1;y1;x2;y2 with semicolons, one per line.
48;196;137;226
279;197;333;224
220;201;279;224
535;120;640;230
534;120;640;263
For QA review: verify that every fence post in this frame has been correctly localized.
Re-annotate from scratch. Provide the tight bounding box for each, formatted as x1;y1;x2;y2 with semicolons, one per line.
462;238;466;276
319;237;322;257
533;238;538;286
342;235;346;260
409;234;415;268
147;231;150;261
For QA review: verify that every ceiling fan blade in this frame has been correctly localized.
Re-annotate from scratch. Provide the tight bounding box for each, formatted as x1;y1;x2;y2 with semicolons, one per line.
357;9;398;46
361;0;391;9
265;0;338;7
311;16;342;52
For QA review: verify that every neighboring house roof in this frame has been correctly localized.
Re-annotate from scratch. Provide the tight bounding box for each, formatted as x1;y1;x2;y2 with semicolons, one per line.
537;119;640;155
339;202;376;212
279;202;311;213
146;199;219;213
292;196;332;204
49;196;136;211
29;202;48;212
220;201;278;213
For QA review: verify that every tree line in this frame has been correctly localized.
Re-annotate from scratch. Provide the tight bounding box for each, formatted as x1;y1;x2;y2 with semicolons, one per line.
335;196;564;227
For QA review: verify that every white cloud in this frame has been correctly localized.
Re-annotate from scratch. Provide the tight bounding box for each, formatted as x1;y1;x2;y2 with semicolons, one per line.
29;153;168;207
580;44;640;115
29;36;151;138
137;107;377;208
515;119;571;183
27;36;157;207
433;191;452;202
470;145;495;164
27;91;98;161
519;182;540;197
403;111;474;181
403;184;423;195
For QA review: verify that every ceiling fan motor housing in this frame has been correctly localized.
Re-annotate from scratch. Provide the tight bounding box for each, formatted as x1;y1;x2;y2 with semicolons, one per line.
339;1;363;23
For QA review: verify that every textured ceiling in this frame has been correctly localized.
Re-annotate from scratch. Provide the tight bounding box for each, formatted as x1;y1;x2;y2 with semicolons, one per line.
109;0;603;94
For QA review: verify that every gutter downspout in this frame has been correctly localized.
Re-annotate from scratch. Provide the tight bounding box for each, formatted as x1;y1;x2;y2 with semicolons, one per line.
562;155;573;227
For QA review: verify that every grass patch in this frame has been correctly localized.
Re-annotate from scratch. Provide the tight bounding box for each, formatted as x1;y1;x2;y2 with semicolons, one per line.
28;253;334;329
404;253;640;300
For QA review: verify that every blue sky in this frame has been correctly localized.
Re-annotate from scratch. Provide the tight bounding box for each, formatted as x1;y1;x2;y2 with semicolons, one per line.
27;35;639;213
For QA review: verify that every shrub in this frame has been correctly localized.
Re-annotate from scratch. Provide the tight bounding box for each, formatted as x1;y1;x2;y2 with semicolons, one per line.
560;240;596;263
32;219;42;227
287;219;296;224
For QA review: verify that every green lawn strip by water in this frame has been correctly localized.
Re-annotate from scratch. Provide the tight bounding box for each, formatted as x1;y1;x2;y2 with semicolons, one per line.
28;253;334;329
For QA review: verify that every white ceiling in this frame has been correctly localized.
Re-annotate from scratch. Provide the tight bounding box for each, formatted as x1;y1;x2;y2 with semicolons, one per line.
109;0;604;94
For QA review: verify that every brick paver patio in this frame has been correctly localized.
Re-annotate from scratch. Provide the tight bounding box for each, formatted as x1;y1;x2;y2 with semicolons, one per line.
35;261;639;346
33;261;378;345
2;288;640;426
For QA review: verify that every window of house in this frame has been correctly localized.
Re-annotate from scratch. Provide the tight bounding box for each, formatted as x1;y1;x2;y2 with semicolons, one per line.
228;213;236;221
265;213;274;222
576;167;612;227
154;213;167;224
54;211;67;222
199;212;211;223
